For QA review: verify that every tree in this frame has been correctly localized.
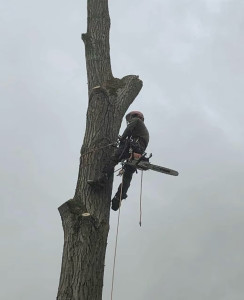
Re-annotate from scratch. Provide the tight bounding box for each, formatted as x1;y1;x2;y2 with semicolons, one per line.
57;1;142;299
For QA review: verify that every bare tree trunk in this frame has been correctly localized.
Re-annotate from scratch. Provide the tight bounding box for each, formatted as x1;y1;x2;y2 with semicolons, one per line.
57;1;142;299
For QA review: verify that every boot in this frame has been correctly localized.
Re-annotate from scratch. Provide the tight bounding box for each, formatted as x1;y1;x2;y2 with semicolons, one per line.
111;193;127;211
87;173;109;189
111;195;121;211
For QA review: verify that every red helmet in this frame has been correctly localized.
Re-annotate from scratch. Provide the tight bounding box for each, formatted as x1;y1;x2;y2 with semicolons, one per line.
125;111;144;122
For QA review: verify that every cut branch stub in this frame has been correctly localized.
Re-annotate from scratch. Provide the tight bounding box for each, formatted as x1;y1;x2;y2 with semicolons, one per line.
57;200;109;300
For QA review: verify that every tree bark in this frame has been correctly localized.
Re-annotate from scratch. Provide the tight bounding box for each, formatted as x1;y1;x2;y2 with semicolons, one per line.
57;1;142;299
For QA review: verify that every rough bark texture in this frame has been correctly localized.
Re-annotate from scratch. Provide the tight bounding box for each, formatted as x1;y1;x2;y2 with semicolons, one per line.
57;1;142;299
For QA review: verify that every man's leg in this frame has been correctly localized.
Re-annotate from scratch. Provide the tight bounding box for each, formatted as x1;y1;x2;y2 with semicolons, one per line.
111;164;136;211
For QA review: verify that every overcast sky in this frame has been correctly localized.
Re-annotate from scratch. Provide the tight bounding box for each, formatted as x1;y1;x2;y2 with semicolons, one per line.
1;0;244;299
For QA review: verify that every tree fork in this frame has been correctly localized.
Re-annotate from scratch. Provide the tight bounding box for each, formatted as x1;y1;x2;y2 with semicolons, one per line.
57;1;142;299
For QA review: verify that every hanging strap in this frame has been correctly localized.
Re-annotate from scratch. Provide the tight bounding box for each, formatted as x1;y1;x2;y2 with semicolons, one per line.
139;170;143;227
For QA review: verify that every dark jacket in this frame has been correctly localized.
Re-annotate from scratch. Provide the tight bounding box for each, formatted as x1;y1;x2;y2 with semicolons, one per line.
121;117;149;148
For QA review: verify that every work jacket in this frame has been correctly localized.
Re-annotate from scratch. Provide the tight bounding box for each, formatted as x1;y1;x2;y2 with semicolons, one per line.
121;117;149;149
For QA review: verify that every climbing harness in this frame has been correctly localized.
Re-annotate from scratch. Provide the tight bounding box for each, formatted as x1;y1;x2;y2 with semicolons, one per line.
111;173;124;300
118;139;130;161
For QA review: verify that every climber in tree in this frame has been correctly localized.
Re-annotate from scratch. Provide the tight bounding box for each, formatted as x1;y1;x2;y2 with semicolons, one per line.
88;111;149;211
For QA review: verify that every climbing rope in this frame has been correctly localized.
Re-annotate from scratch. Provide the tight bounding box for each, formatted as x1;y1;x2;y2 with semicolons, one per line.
114;166;122;174
80;142;116;158
111;174;124;300
139;170;144;227
110;167;144;298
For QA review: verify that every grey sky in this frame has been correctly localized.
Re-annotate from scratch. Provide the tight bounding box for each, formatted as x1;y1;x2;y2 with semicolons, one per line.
1;0;244;299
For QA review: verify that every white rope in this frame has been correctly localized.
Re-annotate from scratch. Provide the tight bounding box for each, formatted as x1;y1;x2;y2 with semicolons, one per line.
111;174;124;300
139;170;143;227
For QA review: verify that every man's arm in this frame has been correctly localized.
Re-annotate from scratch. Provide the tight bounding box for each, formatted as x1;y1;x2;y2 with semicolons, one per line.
120;118;139;140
